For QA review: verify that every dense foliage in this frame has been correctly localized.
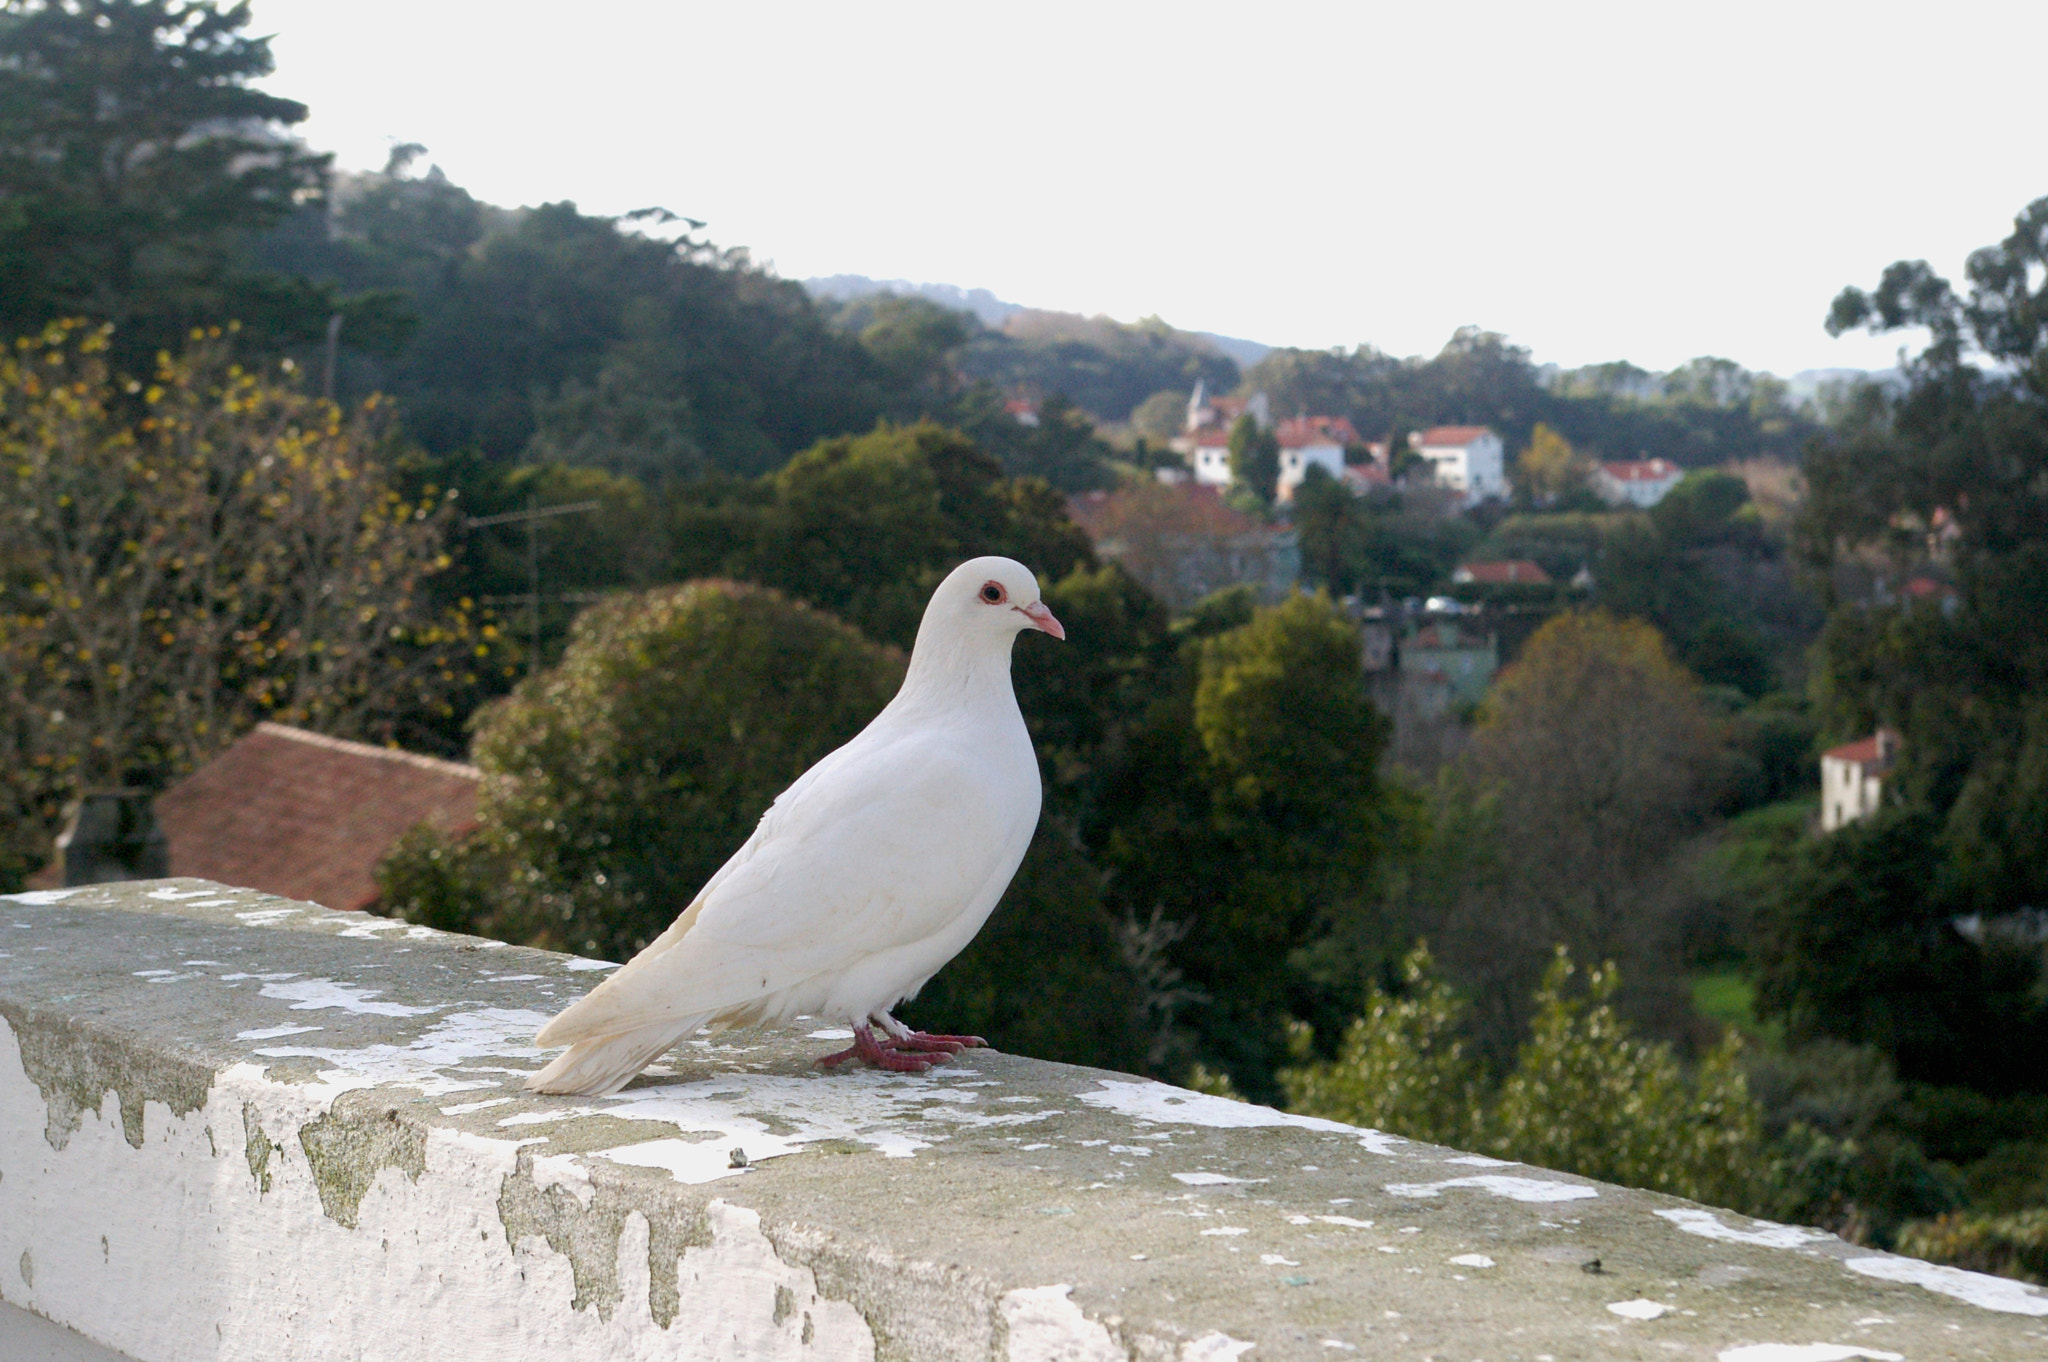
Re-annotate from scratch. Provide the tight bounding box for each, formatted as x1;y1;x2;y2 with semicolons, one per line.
0;321;478;887
0;0;333;369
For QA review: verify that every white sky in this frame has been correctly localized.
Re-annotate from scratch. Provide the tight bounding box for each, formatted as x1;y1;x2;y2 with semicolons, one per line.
250;0;2047;377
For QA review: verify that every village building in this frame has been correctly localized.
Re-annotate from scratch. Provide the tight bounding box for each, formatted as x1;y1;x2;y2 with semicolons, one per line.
1412;426;1506;503
1593;457;1684;507
1399;620;1499;713
1820;729;1898;832
150;722;480;911
1451;559;1553;587
1066;483;1299;611
1274;415;1360;502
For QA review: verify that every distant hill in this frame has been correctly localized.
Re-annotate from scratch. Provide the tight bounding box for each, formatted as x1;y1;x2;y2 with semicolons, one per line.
802;275;1258;423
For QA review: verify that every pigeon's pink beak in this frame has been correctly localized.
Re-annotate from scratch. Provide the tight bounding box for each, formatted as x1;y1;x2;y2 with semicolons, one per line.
1017;600;1065;640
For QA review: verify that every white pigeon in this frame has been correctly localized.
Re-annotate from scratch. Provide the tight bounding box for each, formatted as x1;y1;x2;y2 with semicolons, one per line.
525;555;1065;1096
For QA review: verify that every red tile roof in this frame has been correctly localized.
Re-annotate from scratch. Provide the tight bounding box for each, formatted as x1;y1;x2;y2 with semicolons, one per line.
1823;729;1900;772
1417;425;1493;447
1191;428;1231;448
1453;559;1553;585
153;723;480;912
1275;415;1362;448
1598;458;1682;483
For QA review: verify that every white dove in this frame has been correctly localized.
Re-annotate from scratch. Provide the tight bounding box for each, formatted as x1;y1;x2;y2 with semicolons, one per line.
525;555;1065;1096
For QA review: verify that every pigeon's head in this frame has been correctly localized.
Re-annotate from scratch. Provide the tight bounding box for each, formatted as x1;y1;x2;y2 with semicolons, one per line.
928;556;1065;645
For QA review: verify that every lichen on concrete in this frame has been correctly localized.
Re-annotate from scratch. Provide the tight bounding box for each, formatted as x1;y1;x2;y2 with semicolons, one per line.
241;1101;279;1195
1;1003;213;1150
496;1145;708;1326
297;1093;427;1228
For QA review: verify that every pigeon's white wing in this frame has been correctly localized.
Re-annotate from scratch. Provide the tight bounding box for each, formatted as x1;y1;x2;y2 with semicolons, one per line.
535;721;1035;1045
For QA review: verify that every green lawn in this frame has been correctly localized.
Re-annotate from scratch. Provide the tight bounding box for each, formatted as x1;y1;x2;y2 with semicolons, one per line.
1690;970;1783;1050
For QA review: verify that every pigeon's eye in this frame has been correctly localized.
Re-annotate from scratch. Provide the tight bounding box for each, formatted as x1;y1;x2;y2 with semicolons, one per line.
979;581;1007;605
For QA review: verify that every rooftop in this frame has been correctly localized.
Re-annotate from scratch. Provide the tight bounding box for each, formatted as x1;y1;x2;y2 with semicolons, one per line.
150;723;478;912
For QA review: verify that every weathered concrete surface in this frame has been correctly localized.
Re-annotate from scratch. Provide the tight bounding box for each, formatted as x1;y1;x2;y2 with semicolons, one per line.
1;879;2044;1362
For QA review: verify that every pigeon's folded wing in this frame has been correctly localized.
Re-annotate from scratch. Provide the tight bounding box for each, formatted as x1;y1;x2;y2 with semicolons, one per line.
535;724;1032;1044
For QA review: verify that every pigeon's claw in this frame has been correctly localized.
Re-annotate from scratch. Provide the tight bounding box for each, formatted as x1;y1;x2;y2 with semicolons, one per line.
814;1022;947;1073
892;1032;986;1053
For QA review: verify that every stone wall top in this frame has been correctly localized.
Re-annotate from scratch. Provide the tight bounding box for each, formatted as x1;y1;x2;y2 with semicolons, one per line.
2;878;2044;1360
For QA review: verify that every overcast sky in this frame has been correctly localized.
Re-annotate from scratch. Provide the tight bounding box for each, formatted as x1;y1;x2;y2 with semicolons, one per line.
250;0;2046;377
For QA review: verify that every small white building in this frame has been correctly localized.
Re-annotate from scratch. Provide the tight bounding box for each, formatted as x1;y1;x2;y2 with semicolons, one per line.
1593;458;1684;507
1412;426;1506;503
1275;415;1359;502
1821;729;1898;832
1184;427;1234;487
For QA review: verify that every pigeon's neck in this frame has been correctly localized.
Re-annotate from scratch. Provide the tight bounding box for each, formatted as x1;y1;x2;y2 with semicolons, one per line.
894;631;1020;718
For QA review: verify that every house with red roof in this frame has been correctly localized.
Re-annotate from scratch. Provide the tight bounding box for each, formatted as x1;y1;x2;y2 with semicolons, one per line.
1412;426;1506;504
1593;458;1684;508
1275;415;1362;502
151;723;480;911
1451;560;1553;587
1821;729;1898;832
1067;483;1299;609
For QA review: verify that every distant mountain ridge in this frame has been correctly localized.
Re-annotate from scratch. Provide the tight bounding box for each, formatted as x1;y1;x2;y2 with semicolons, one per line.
801;275;1273;370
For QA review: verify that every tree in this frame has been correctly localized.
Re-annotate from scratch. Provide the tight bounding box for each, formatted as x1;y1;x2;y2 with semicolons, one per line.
0;0;332;364
1226;413;1279;504
1444;612;1721;1027
0;321;478;850
1515;422;1591;504
1792;194;2048;1081
1095;591;1396;1099
1129;389;1188;441
670;422;1095;648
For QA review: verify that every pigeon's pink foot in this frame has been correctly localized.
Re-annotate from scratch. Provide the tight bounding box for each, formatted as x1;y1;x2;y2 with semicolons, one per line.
814;1023;945;1073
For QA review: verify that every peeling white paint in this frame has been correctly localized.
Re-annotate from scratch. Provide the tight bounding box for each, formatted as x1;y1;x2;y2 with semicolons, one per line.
1607;1299;1673;1320
0;1017;877;1362
1448;1254;1494;1267
998;1284;1122;1362
234;1024;323;1040
1078;1079;1403;1154
1174;1172;1257;1186
1442;1155;1517;1167
1384;1176;1597;1203
1843;1254;2048;1316
258;977;444;1017
1182;1332;1256;1361
234;908;300;925
1655;1209;1836;1249
1717;1347;1902;1362
563;957;619;971
1;889;81;905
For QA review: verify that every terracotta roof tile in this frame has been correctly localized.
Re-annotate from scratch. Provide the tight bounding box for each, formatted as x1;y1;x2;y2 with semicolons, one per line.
1418;425;1493;446
153;723;480;912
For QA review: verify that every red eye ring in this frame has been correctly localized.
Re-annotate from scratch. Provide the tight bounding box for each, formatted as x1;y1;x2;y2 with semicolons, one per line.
979;581;1007;604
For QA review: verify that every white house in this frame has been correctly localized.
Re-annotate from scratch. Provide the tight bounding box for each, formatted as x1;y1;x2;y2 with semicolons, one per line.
1275;415;1359;501
1593;458;1684;507
1412;426;1505;503
1184;427;1234;487
1821;729;1898;832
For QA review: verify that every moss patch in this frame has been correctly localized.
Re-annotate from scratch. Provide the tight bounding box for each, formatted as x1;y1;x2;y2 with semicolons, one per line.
496;1147;707;1327
3;1004;214;1150
297;1095;427;1228
242;1101;280;1194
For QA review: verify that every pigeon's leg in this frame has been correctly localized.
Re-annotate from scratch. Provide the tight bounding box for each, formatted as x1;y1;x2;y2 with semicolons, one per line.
814;1022;943;1073
875;1012;988;1054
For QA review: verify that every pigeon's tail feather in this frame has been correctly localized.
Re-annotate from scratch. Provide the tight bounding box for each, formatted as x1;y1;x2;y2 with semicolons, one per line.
524;1018;701;1097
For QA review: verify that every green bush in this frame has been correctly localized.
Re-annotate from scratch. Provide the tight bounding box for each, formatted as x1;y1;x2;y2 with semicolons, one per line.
1280;944;1773;1212
1278;944;1480;1149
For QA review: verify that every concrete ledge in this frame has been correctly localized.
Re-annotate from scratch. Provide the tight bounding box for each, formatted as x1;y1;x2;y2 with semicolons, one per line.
2;879;2044;1361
